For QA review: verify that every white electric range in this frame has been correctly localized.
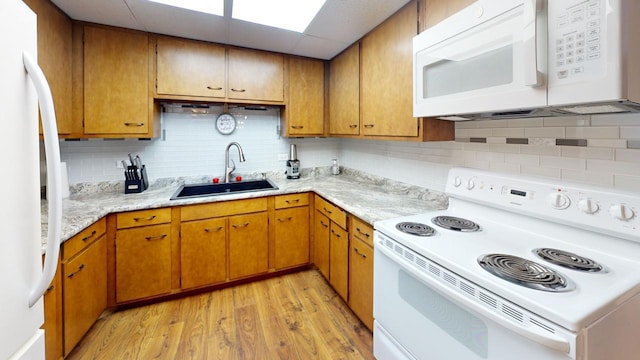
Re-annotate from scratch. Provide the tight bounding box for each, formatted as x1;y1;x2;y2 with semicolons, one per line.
373;167;640;360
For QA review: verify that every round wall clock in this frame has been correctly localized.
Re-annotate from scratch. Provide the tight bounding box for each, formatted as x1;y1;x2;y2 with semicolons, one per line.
215;113;237;135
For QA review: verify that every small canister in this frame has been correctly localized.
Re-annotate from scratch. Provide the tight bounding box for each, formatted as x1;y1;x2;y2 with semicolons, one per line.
331;159;340;175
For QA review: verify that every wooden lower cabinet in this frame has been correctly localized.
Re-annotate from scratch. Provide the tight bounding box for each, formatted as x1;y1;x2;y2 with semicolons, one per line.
62;235;107;355
348;236;374;330
42;261;62;360
115;224;172;303
229;212;269;279
329;224;349;300
180;218;227;290
314;211;331;279
274;206;310;269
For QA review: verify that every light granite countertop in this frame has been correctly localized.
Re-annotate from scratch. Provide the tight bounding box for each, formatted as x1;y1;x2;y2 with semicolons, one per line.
41;167;448;249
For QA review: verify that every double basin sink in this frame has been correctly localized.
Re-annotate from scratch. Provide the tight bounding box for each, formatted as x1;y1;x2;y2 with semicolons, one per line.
170;179;278;200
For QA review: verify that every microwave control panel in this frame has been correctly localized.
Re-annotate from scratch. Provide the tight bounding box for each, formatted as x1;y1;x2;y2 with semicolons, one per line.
548;0;607;84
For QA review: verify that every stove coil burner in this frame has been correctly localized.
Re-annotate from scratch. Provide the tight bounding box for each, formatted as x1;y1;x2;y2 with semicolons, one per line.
395;222;435;237
431;216;480;232
478;254;575;292
534;248;604;273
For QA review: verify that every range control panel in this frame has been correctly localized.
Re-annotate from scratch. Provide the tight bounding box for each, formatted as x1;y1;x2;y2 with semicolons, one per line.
446;167;639;241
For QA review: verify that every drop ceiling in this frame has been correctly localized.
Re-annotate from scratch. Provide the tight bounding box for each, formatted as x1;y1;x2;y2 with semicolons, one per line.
50;0;412;60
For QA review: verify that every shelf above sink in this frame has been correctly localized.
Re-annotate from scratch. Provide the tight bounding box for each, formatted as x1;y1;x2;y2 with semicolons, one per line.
170;179;278;200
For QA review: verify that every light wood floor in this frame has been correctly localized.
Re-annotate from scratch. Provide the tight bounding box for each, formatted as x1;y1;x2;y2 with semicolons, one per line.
67;269;374;359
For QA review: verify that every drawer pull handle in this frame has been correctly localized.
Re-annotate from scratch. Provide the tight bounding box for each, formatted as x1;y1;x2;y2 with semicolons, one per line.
45;285;55;294
278;217;293;222
82;230;97;242
145;234;168;241
285;199;300;204
204;226;223;232
124;122;145;127
206;86;223;90
232;222;250;228
363;124;374;128
356;228;371;238
291;125;304;129
67;264;85;278
349;124;358;128
231;88;246;93
354;247;367;258
323;207;333;214
134;215;156;222
320;220;329;228
331;229;341;238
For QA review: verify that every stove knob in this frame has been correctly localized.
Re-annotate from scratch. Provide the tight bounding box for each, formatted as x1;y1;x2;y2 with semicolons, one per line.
466;178;476;190
578;198;599;214
546;193;570;209
452;176;462;187
609;204;635;221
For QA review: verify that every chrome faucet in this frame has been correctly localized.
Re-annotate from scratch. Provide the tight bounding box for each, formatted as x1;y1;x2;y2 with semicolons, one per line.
224;142;246;183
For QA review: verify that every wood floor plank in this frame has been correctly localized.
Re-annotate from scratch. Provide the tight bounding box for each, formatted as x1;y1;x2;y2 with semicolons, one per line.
66;270;373;360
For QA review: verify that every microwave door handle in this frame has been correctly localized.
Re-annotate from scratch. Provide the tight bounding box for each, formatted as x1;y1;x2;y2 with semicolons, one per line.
523;0;543;87
23;51;62;308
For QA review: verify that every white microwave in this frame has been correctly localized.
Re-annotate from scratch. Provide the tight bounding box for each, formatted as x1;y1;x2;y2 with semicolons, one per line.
413;0;640;120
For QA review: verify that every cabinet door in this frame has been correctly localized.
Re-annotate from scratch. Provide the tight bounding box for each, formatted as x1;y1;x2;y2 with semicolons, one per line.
115;224;172;303
349;237;374;330
43;261;63;360
156;36;226;98
329;44;360;135
83;26;149;134
181;218;227;289
314;211;331;280
285;57;325;136
360;2;418;137
63;235;107;355
228;48;284;102
329;224;349;301
274;206;310;269
229;212;269;279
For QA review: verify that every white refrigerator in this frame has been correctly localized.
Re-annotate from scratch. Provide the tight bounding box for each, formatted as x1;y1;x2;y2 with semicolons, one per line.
1;1;62;359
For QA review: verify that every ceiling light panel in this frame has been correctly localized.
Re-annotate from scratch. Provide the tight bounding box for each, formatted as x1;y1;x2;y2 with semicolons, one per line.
232;0;327;33
144;0;224;16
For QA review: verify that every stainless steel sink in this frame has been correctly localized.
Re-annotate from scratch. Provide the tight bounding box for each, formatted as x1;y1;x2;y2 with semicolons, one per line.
170;179;278;200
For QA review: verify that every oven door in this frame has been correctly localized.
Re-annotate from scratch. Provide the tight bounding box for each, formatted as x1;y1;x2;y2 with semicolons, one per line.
413;0;547;119
373;232;576;360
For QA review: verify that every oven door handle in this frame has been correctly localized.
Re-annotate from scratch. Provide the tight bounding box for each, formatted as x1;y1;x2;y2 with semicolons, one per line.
376;244;571;355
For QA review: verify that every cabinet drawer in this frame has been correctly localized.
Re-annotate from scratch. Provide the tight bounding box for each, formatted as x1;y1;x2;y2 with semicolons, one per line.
117;208;172;229
315;195;347;229
181;197;268;221
62;217;106;260
350;216;373;247
275;193;309;209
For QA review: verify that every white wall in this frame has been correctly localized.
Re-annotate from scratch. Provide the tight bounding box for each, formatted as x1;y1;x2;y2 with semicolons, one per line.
58;110;640;194
339;113;640;192
58;106;339;184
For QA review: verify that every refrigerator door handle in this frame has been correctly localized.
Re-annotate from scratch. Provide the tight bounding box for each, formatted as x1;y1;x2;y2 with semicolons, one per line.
23;51;62;308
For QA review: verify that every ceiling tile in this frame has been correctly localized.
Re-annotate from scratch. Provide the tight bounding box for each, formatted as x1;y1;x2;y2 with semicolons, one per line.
228;20;302;54
290;35;349;60
51;0;142;30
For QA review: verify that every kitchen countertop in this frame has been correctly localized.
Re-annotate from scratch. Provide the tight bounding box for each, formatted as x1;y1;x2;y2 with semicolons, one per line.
40;167;448;250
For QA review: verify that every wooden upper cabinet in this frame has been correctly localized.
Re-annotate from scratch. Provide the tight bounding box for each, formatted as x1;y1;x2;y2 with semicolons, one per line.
329;44;360;135
419;0;475;31
24;0;75;135
228;47;284;102
284;57;325;136
156;36;226;99
360;1;419;137
83;26;153;136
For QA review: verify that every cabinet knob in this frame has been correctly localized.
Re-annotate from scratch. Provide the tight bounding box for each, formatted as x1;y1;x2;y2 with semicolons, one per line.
231;88;246;93
363;124;374;128
67;264;85;278
278;217;293;222
206;86;223;90
145;234;168;241
232;222;250;228
82;230;97;242
291;125;304;129
354;247;367;258
124;122;145;127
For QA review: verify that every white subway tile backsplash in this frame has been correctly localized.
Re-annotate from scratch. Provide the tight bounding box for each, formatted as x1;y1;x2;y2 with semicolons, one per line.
56;111;640;194
525;127;566;138
565;126;619;139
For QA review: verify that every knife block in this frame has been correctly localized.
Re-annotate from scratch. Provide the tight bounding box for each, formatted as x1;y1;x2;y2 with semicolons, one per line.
124;165;149;194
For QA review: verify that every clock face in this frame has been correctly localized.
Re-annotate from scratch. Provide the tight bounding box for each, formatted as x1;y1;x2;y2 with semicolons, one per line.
216;113;237;135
